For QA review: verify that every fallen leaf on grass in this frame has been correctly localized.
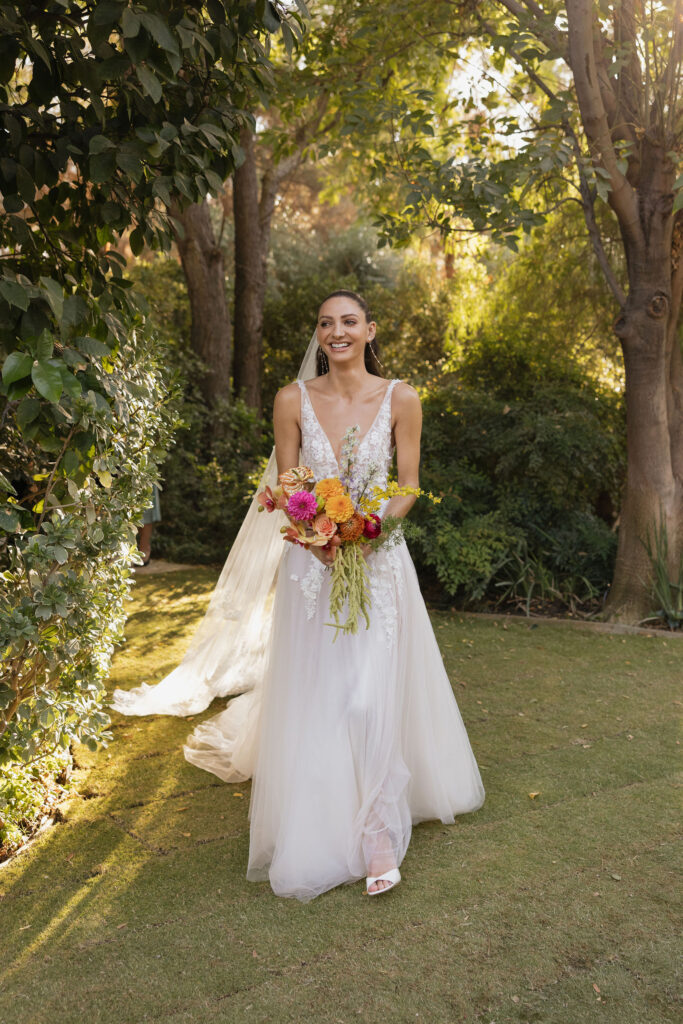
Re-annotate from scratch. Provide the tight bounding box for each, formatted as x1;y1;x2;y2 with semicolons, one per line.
611;873;621;880
66;852;74;861
528;792;541;799
117;923;127;929
181;832;191;837
593;983;601;994
176;806;189;811
233;792;244;799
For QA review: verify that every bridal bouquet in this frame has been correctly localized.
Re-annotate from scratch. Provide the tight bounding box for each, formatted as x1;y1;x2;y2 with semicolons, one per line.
257;427;429;638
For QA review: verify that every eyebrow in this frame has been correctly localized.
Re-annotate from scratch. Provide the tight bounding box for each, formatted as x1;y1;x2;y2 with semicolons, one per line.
318;311;360;319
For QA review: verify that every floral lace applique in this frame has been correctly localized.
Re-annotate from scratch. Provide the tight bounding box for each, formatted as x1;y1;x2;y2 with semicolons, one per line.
368;543;405;647
297;378;399;488
293;559;326;620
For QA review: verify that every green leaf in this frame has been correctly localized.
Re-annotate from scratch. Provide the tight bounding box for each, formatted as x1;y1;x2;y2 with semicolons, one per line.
62;294;88;327
129;227;144;255
0;506;21;532
0;685;17;710
60;368;82;399
51;546;68;565
3;193;24;214
92;1;125;25
139;12;180;55
152;176;172;205
673;191;683;214
0;278;30;311
89;135;116;155
39;277;64;319
35;329;53;360
15;165;35;204
2;351;32;385
116;149;143;182
137;64;163;104
121;6;141;38
16;397;41;429
31;360;63;403
90;150;116;183
74;336;111;357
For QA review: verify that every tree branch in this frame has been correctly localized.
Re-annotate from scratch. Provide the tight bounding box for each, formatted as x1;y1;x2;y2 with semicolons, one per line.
495;0;567;55
565;0;642;251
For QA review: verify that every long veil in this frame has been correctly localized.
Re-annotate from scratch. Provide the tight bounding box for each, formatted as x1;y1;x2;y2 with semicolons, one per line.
110;330;320;780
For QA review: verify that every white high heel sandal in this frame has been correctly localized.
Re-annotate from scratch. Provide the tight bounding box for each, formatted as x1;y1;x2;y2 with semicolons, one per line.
365;868;401;895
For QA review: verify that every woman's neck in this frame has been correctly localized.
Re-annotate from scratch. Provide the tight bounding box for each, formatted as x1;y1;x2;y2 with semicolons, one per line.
324;363;376;399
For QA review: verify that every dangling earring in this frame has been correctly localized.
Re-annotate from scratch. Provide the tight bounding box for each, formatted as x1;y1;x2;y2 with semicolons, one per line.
367;339;384;369
318;346;329;373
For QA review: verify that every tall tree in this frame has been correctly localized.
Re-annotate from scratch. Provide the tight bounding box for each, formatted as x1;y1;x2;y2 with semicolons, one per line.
173;200;233;406
232;96;329;410
336;0;681;623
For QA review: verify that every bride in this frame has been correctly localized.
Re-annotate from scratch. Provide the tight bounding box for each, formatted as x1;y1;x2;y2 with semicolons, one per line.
112;289;485;901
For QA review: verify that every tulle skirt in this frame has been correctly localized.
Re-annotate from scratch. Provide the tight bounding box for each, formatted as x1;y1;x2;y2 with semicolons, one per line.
200;539;486;902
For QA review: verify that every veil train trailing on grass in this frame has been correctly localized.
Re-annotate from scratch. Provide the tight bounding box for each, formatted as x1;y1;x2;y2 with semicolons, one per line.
110;332;321;781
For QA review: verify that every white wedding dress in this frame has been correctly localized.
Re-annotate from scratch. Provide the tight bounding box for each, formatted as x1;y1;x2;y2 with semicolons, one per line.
113;374;485;902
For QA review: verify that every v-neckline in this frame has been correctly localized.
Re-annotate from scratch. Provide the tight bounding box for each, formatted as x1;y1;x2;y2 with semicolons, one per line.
300;379;394;471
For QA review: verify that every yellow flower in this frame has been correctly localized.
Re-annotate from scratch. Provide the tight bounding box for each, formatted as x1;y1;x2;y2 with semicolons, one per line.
325;493;355;523
315;477;344;502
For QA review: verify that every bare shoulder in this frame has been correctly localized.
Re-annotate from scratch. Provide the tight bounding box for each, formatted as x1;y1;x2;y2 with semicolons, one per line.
392;380;422;413
274;380;302;412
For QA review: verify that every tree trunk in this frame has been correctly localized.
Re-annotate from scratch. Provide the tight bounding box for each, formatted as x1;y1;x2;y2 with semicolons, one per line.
172;201;232;407
603;186;682;622
564;0;683;623
233;128;266;413
232;107;324;411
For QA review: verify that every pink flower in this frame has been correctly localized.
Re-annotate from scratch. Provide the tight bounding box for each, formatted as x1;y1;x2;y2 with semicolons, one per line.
257;486;276;512
363;514;382;540
312;514;337;539
287;489;318;522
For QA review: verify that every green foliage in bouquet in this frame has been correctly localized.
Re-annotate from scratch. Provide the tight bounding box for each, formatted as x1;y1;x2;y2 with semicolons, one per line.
327;544;371;639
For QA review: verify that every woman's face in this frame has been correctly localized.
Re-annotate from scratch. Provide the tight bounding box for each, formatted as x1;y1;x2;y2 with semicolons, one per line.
317;296;376;368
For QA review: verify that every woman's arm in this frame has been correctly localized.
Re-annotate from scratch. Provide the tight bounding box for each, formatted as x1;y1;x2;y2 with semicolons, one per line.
274;383;336;566
380;382;422;521
273;383;302;476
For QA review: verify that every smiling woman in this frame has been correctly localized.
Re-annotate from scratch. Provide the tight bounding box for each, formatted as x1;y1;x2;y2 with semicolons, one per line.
114;290;486;902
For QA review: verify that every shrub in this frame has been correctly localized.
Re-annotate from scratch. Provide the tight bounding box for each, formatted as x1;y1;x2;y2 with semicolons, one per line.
408;333;625;611
0;310;176;853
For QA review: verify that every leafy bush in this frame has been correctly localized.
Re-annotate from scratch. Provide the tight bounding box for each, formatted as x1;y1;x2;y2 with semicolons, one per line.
408;332;625;611
0;308;176;853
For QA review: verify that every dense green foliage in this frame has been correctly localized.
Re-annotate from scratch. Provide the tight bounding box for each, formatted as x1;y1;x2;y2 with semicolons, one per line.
409;332;625;611
0;1;292;851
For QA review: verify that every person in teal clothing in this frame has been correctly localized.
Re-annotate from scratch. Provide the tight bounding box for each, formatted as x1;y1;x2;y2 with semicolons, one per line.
138;482;161;566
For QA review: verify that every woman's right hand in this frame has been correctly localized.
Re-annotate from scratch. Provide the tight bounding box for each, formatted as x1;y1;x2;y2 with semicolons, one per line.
310;541;338;568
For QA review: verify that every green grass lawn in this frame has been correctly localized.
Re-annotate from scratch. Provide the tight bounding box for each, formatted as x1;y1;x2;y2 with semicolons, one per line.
1;567;680;1024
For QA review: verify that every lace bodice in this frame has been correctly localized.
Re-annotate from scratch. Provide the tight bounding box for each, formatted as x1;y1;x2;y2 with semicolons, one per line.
292;377;405;645
297;377;399;495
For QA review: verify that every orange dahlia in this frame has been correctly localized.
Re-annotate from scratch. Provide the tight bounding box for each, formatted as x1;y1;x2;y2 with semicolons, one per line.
315;476;344;502
337;511;366;542
325;493;355;523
